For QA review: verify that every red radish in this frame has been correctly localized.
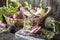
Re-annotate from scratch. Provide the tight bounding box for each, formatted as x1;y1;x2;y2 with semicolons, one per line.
24;26;41;34
20;7;32;17
23;10;32;17
13;11;23;19
0;21;5;27
32;24;39;29
30;28;37;33
33;27;41;34
30;25;41;34
29;25;41;34
24;30;30;33
30;9;36;14
13;14;18;19
24;25;39;33
17;11;23;19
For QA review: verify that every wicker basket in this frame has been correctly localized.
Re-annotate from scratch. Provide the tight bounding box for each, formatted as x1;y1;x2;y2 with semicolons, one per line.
4;7;51;27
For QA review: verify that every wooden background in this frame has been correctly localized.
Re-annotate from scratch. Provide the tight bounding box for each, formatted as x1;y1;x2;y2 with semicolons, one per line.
0;0;60;21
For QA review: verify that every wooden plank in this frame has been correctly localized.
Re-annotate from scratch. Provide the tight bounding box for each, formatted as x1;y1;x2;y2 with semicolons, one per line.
0;0;6;7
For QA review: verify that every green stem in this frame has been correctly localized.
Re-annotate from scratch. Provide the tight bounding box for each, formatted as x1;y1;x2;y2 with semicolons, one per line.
6;0;8;8
40;0;43;8
53;23;56;32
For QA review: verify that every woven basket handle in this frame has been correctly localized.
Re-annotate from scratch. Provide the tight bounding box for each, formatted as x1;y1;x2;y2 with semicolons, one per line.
45;6;51;14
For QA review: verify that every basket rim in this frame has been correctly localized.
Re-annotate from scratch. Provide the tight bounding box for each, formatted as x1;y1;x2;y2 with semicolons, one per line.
4;15;40;20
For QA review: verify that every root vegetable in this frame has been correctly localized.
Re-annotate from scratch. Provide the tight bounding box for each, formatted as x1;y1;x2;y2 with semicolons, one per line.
0;21;6;27
30;9;36;14
33;27;41;34
20;7;32;17
13;11;23;19
13;14;18;19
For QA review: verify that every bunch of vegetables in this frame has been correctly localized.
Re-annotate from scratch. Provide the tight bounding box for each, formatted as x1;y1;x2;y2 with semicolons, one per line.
0;0;21;21
45;17;60;33
41;29;55;40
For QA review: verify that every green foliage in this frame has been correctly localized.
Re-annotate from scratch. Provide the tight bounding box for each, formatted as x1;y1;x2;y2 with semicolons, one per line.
8;1;21;8
0;6;17;16
7;7;17;15
44;31;55;39
0;7;8;21
24;1;32;9
45;17;60;33
0;1;21;21
39;0;45;9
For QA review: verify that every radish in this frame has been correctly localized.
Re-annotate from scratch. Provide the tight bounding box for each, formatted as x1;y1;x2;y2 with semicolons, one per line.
20;8;32;17
0;21;6;27
13;14;18;19
32;24;39;29
33;27;41;34
30;9;36;14
17;11;23;19
13;11;23;19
